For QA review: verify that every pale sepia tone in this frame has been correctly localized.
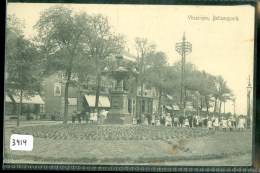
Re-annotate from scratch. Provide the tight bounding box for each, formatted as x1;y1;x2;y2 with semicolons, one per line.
4;3;254;167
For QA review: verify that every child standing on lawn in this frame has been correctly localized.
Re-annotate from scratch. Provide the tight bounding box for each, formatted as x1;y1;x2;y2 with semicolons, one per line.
221;117;228;132
237;115;246;131
207;118;213;130
184;117;189;127
213;116;220;131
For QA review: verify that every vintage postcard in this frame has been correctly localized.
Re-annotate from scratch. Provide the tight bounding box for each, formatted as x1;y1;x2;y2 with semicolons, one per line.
3;2;256;171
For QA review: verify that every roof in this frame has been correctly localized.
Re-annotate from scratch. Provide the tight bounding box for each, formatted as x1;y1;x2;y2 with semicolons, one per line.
122;50;137;62
185;105;196;112
202;108;207;111
165;105;173;110
171;104;180;111
68;98;77;105
5;94;45;104
84;95;110;108
166;94;173;100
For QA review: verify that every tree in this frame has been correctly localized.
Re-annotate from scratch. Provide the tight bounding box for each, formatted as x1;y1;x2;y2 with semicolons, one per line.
172;61;197;109
144;51;172;114
82;14;125;111
212;75;232;115
185;70;215;114
34;6;91;124
135;37;156;115
6;15;44;126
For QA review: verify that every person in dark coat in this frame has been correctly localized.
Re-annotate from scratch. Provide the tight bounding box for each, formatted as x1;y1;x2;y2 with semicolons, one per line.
85;111;90;123
188;115;193;128
72;111;76;124
179;114;184;127
77;111;81;124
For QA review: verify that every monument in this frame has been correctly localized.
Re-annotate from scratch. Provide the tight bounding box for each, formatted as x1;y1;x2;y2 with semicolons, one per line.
104;55;138;124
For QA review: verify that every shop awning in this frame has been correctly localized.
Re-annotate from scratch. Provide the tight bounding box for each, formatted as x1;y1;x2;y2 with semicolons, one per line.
84;95;110;108
185;105;196;112
171;105;180;111
166;94;173;100
5;94;45;104
68;98;77;105
165;105;173;110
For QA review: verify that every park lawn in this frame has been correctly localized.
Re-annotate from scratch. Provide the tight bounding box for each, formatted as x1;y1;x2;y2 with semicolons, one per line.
4;125;252;166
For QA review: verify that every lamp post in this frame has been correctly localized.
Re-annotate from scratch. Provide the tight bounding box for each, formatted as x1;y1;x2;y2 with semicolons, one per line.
132;67;139;119
246;76;252;129
231;96;236;116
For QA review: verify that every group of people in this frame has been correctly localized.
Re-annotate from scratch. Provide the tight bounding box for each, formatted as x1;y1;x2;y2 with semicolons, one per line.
71;109;108;124
136;112;248;131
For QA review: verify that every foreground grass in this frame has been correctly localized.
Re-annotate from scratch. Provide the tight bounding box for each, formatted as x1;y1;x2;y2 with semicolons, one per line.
4;124;252;166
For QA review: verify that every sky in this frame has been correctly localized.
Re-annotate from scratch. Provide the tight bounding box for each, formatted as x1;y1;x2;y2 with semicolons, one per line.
6;3;255;115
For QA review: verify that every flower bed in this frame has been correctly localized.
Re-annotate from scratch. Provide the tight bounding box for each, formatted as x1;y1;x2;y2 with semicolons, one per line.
11;124;215;141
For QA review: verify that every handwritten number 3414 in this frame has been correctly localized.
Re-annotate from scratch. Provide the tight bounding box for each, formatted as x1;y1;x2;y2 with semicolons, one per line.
12;139;27;146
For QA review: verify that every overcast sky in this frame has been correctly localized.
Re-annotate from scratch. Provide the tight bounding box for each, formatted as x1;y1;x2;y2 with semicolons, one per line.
7;3;255;115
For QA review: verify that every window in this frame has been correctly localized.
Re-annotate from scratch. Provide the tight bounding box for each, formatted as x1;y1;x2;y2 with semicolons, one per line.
40;104;45;114
54;83;61;96
68;98;77;106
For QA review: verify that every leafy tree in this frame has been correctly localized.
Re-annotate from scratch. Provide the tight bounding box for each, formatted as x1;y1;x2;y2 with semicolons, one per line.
34;6;91;124
185;70;215;114
144;51;172;114
82;14;125;111
212;75;232;114
6;15;44;126
134;37;156;114
172;61;197;109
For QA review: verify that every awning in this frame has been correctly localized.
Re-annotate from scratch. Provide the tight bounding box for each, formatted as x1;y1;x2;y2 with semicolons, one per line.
185;105;196;112
68;98;77;105
165;105;173;110
171;105;180;111
5;94;45;104
84;95;110;108
166;94;173;100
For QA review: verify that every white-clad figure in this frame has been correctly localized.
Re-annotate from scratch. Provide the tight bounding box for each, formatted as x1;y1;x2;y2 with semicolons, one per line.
144;117;149;125
213;116;220;131
89;112;94;124
100;109;107;119
93;110;98;124
237;116;246;131
151;114;155;126
207;118;213;130
221;118;228;132
195;115;199;127
184;118;189;127
155;115;161;126
165;113;172;127
104;111;108;119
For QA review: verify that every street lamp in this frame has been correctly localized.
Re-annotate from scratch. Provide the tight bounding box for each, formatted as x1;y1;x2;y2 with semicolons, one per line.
246;76;252;129
132;67;139;119
231;96;236;116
